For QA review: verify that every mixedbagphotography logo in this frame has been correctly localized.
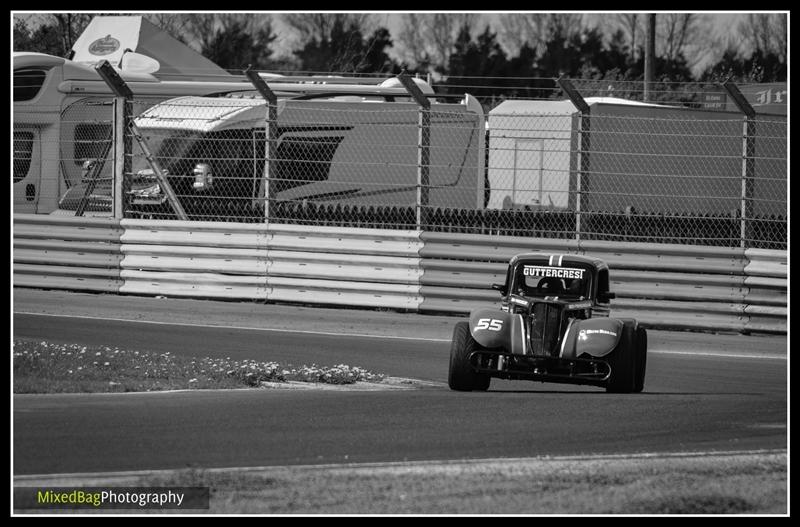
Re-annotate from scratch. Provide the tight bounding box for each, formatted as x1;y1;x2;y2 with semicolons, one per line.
14;487;210;510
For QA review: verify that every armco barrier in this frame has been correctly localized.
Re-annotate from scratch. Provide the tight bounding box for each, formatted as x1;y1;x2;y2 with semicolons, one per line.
12;215;785;333
119;219;269;300
118;220;422;308
13;214;123;293
743;249;788;333
418;232;786;333
265;224;423;310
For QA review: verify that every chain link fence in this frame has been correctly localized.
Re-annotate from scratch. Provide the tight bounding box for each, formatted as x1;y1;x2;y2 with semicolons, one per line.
54;97;115;213
124;97;267;222
122;96;485;225
17;97;169;216
17;80;786;249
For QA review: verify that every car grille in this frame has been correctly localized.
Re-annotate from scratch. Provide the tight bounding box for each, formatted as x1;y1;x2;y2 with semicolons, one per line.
529;303;563;357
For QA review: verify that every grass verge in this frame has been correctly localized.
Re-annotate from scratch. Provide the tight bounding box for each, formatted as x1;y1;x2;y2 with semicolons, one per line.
13;451;787;514
13;339;385;393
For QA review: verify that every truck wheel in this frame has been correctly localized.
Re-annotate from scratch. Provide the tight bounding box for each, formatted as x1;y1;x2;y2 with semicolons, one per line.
633;326;647;393
605;322;637;393
448;322;491;392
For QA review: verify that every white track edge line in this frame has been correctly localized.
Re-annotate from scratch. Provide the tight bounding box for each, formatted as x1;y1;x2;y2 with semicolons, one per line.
14;448;788;481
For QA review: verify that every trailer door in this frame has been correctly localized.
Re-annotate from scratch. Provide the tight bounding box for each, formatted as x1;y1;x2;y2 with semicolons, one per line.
13;128;41;213
511;138;543;208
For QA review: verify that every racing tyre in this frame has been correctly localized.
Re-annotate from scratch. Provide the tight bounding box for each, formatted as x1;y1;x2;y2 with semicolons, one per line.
633;325;647;393
448;322;491;392
605;321;637;393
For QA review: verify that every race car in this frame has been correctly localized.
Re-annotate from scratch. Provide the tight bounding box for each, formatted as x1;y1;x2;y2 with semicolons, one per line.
448;253;647;393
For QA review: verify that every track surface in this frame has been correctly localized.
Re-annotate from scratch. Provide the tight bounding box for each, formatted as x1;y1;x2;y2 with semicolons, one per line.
13;290;787;475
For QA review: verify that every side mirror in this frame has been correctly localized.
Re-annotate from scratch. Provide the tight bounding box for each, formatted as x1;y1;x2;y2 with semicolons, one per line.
491;283;507;295
507;294;531;310
598;292;616;303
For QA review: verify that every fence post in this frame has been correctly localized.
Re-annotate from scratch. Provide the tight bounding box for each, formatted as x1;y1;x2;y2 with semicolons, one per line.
557;77;590;243
95;60;187;221
112;98;130;219
721;79;756;249
397;71;431;230
95;62;131;220
244;67;278;223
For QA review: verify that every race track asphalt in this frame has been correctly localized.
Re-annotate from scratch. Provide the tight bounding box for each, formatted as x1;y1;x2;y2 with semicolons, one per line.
12;290;787;475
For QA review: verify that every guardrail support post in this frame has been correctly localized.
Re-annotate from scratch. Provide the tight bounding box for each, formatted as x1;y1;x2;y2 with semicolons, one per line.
558;77;590;243
721;79;756;249
245;67;279;223
95;60;187;221
397;71;431;230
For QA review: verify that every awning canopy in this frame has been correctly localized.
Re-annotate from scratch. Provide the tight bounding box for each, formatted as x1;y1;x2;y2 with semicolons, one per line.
71;16;232;81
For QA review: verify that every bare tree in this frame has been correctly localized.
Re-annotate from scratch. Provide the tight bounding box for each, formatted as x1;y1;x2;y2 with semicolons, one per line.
657;13;714;69
282;13;373;46
143;13;194;44
738;13;787;59
396;13;476;71
774;13;788;58
616;13;641;61
547;14;583;40
428;13;457;67
497;13;583;56
497;14;543;56
182;14;219;53
398;13;428;66
659;13;690;61
51;14;93;55
174;14;277;54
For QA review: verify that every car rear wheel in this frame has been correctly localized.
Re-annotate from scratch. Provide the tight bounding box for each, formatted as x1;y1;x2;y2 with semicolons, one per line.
448;322;491;392
633;326;647;393
605;322;637;393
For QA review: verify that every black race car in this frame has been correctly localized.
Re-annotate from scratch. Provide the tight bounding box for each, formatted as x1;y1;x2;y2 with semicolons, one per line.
448;253;647;393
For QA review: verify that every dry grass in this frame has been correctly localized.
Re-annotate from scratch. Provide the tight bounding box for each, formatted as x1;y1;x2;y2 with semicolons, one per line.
13;338;385;393
14;451;786;514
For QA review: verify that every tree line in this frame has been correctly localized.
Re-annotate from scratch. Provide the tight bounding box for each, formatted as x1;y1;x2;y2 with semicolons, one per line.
14;13;787;107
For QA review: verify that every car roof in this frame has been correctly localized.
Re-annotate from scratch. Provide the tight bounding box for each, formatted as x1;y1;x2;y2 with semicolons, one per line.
509;252;608;272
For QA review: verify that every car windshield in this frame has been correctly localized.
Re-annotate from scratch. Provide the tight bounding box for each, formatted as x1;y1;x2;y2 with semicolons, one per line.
512;262;592;299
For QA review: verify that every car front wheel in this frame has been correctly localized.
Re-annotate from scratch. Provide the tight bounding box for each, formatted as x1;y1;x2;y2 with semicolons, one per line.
633;325;647;393
605;321;638;393
448;321;491;392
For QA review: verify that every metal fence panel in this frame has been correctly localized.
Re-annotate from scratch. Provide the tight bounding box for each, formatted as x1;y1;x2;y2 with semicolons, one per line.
14;82;787;250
